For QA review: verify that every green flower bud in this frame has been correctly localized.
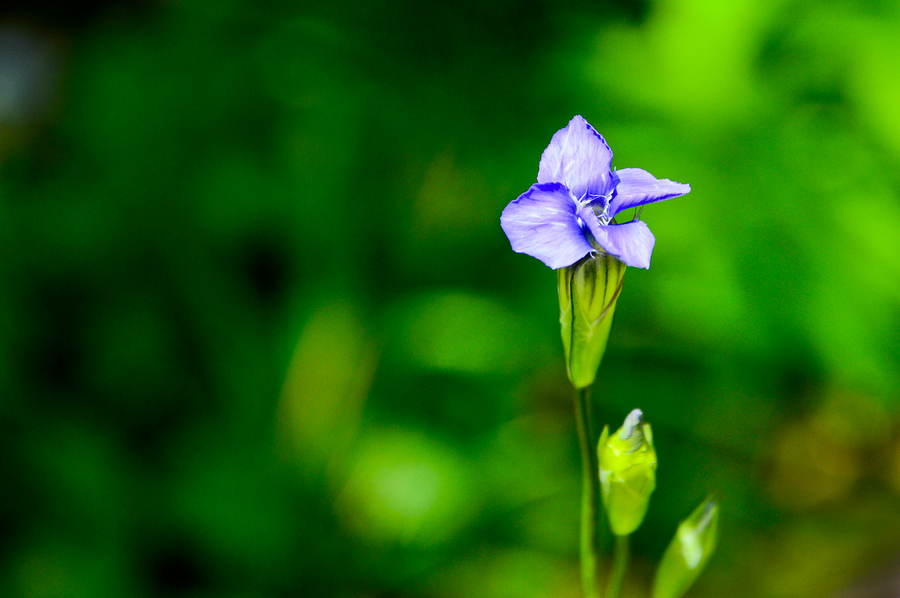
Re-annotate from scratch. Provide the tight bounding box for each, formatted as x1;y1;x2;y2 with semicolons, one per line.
598;409;657;536
557;252;626;389
653;495;720;598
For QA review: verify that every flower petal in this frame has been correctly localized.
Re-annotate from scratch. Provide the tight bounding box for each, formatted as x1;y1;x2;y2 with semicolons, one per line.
590;220;656;269
537;115;614;201
609;168;691;218
501;182;594;269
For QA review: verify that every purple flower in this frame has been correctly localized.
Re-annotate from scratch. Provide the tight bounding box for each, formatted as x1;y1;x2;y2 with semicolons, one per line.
500;116;691;270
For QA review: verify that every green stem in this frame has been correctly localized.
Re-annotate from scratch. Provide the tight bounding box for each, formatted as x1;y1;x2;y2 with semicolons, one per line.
607;534;629;598
573;385;601;598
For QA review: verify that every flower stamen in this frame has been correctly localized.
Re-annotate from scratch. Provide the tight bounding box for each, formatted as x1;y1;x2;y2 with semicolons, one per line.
635;205;645;220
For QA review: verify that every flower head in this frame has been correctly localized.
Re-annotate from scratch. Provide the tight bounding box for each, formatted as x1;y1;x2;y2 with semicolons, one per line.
500;116;691;269
598;409;657;536
653;495;720;598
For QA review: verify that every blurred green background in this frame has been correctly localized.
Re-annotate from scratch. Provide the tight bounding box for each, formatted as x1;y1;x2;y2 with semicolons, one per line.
2;0;900;596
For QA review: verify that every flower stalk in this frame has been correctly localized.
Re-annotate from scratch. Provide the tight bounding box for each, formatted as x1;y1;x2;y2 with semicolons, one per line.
607;533;630;598
573;385;601;598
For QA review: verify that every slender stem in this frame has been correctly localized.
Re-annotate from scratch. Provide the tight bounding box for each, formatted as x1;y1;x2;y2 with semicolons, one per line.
573;385;601;598
607;534;629;598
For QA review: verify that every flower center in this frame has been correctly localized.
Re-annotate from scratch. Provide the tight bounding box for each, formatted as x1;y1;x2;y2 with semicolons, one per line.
576;192;612;226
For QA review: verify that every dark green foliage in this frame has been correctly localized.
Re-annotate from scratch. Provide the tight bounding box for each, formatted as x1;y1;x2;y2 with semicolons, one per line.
1;1;900;597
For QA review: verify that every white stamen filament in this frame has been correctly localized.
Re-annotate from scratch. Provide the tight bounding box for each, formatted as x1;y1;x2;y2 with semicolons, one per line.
575;190;613;228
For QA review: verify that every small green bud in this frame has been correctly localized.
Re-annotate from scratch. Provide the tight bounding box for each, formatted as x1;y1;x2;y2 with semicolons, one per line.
653;495;720;598
558;252;626;389
598;409;657;535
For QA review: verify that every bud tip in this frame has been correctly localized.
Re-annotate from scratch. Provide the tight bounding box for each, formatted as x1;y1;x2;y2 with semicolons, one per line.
618;408;644;441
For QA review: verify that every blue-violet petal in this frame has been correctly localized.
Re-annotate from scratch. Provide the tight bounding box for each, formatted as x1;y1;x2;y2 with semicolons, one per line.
500;182;594;269
537;115;614;201
590;220;656;269
609;168;691;218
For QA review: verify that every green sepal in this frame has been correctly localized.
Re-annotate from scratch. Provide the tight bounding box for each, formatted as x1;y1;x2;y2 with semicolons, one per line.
653;494;720;598
558;252;626;389
598;409;657;536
